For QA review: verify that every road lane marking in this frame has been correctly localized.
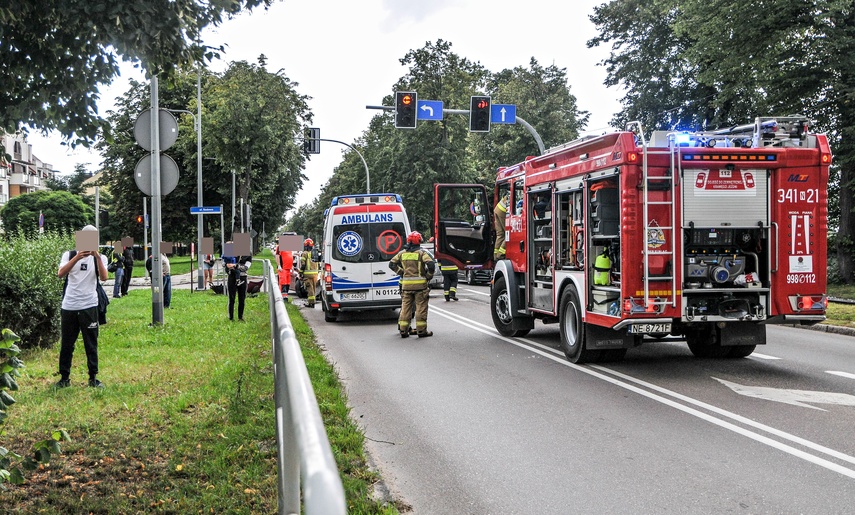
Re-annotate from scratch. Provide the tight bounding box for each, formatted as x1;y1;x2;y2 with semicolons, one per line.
461;288;489;296
430;305;855;479
713;377;855;410
748;352;781;360
828;371;855;380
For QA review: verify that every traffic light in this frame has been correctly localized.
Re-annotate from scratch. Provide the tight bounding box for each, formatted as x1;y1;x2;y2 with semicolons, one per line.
469;95;491;133
135;215;143;225
100;209;109;226
395;91;418;129
304;127;320;154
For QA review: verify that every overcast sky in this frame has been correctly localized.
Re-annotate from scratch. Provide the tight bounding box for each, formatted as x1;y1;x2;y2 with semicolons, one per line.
27;0;623;214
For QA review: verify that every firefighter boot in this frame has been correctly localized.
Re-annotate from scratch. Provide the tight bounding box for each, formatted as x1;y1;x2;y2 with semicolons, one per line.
417;331;433;338
444;292;450;302
451;289;458;301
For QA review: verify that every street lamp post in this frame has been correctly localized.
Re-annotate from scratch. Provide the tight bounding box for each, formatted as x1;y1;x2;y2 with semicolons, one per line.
166;91;204;289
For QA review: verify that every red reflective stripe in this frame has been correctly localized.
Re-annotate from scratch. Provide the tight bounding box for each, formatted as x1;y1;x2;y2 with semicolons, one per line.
331;204;403;214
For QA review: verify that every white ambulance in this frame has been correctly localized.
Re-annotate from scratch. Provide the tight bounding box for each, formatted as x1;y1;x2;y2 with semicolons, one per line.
320;193;411;322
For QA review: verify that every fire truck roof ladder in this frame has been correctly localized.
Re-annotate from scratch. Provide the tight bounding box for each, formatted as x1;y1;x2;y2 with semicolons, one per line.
628;120;678;310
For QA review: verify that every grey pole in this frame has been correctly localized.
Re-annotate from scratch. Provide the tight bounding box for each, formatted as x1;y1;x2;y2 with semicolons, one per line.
95;186;100;233
150;76;164;325
143;198;149;263
196;70;204;289
231;169;236;238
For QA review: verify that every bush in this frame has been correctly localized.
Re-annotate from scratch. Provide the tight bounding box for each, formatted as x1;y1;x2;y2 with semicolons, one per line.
0;232;72;350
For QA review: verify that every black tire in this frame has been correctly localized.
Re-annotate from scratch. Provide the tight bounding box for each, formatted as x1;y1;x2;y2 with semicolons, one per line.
321;297;338;322
727;345;756;358
686;326;729;358
559;287;600;363
491;276;526;337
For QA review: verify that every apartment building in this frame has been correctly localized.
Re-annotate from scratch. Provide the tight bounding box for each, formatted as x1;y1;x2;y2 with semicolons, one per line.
0;132;56;208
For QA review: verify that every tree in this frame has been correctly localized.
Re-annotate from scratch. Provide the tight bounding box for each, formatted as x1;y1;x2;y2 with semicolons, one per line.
290;41;589;238
205;58;312;241
589;0;855;283
479;58;590;176
0;0;272;147
0;190;91;236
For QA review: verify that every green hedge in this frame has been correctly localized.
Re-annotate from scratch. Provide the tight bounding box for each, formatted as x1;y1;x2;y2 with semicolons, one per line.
0;232;72;349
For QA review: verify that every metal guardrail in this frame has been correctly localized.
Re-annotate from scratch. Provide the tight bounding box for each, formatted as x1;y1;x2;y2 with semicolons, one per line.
262;260;346;514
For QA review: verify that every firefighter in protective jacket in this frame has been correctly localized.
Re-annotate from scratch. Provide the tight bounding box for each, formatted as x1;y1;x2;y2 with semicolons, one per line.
494;193;510;261
389;231;436;338
299;238;319;307
438;258;459;301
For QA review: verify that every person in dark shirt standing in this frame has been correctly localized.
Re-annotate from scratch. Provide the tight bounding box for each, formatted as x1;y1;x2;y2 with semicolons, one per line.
121;246;134;296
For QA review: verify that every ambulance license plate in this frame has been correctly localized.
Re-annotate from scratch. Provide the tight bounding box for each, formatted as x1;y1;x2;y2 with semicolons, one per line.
628;323;671;334
340;291;366;300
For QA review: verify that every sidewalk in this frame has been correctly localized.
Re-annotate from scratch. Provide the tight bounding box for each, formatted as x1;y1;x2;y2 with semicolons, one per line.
103;272;235;292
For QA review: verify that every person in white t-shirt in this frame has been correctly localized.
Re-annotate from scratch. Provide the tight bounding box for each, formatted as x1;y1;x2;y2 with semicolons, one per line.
56;225;108;389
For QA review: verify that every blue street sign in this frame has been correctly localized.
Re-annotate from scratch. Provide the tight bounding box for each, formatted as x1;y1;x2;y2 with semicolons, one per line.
190;206;222;214
491;104;516;124
417;100;444;121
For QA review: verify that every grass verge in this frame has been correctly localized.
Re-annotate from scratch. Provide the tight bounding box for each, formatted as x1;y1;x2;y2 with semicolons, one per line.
2;286;398;514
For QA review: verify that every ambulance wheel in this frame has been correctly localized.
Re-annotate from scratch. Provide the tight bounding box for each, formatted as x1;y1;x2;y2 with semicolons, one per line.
321;299;338;322
491;276;527;337
559;287;600;363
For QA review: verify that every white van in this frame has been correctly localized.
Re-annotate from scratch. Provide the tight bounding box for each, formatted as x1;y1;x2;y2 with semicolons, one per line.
320;193;411;322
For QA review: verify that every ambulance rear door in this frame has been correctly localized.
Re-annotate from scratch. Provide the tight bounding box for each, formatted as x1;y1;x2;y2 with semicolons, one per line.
328;204;409;305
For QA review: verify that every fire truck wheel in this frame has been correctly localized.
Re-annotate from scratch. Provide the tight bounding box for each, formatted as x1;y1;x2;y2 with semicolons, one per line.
559;287;601;363
727;345;756;358
491;276;529;337
686;326;729;358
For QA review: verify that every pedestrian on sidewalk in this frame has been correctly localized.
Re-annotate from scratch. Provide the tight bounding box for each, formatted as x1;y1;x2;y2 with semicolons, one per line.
121;246;134;296
111;251;125;298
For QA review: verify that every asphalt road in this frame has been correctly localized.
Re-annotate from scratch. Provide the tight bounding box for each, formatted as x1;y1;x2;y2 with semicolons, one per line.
300;285;855;514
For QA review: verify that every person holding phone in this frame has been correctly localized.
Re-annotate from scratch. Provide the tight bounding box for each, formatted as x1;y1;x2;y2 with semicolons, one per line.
56;225;108;389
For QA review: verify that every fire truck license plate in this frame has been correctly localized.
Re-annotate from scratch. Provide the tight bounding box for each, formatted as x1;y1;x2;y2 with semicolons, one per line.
629;323;671;334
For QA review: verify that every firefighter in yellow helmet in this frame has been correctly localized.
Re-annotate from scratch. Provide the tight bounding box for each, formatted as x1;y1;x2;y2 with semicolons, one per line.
389;231;436;338
494;193;510;261
299;238;319;307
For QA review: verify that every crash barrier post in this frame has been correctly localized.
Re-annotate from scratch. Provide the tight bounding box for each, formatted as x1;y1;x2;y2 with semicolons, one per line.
263;260;346;514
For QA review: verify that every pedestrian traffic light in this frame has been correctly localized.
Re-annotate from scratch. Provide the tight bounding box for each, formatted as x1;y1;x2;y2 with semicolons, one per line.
395;91;418;129
470;95;491;133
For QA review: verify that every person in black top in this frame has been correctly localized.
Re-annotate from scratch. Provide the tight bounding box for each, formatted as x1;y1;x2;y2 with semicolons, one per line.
121;246;135;296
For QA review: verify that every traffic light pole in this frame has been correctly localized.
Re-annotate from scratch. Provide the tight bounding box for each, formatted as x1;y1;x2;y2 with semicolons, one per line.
314;138;371;193
367;105;546;155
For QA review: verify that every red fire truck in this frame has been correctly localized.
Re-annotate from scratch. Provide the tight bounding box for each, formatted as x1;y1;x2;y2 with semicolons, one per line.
433;116;831;363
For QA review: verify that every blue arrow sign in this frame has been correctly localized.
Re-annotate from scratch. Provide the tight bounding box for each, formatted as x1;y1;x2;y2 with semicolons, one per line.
190;206;222;214
491;104;516;124
417;100;443;121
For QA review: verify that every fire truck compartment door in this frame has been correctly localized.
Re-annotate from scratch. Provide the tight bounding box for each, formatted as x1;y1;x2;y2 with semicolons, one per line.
434;183;493;269
683;168;768;226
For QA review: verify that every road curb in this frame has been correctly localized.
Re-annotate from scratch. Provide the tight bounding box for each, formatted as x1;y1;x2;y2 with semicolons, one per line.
789;323;855;337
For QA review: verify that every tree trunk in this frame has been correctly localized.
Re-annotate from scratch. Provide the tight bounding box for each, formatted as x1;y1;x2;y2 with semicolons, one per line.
837;164;855;284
